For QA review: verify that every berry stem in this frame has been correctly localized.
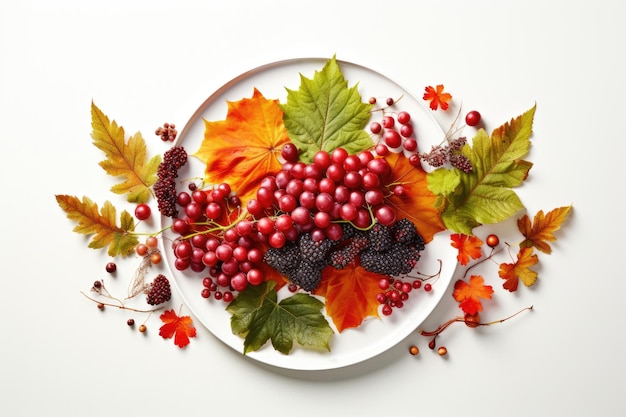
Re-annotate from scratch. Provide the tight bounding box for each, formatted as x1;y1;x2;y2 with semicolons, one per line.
462;246;504;279
419;306;533;346
81;292;164;313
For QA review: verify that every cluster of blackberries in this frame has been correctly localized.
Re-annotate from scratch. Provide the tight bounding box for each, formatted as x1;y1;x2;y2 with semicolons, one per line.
146;274;172;305
264;219;425;292
153;146;188;217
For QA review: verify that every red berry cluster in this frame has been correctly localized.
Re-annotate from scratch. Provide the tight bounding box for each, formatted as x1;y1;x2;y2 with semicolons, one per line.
367;99;421;166
170;182;267;297
376;276;433;316
244;144;398;250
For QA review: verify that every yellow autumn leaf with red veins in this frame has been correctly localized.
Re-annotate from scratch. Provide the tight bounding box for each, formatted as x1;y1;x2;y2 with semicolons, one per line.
314;264;382;333
193;88;290;207
384;152;445;244
498;246;539;292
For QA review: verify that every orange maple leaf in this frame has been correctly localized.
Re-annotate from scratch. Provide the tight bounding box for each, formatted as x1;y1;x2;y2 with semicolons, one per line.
159;309;197;348
498;247;539;292
314;264;382;333
384;152;445;243
423;85;452;111
518;205;572;254
452;275;493;316
193;88;290;207
450;233;483;266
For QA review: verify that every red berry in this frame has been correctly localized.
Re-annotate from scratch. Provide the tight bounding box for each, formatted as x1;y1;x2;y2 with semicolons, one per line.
103;262;116;273
465;110;481;127
397;111;411;124
134;203;151;220
281;143;299;162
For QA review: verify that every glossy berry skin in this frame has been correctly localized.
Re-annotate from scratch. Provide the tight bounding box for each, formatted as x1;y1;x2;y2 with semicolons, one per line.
465;110;481;127
486;234;500;248
134;203;151;220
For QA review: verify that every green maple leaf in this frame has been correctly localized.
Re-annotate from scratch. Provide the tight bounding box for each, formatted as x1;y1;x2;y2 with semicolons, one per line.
55;195;138;257
227;280;333;355
280;56;373;162
91;102;161;203
427;105;536;235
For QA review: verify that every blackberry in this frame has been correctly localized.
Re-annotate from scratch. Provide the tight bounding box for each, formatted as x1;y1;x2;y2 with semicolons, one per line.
368;223;393;252
391;218;418;244
328;234;369;269
289;260;324;292
146;274;172;305
360;243;421;276
298;233;333;263
264;243;301;277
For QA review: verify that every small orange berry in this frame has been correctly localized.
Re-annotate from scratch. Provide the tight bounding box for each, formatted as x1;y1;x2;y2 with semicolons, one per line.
135;243;149;256
486;234;500;248
138;324;147;333
146;236;158;249
437;346;448;356
149;252;162;265
409;345;419;356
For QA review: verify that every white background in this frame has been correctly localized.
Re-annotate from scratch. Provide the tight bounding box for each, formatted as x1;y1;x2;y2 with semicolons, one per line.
1;1;624;416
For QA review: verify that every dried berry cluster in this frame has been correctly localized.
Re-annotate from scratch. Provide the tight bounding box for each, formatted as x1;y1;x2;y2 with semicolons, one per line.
153;146;188;217
419;136;473;173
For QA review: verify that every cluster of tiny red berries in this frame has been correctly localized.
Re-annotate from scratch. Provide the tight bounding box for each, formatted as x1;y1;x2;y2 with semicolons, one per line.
376;276;433;316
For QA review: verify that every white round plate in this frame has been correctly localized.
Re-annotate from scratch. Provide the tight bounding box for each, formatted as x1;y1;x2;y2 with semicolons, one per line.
162;58;457;371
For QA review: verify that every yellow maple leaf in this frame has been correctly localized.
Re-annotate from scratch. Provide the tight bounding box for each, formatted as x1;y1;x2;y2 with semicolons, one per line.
518;205;572;254
55;194;138;257
498;247;539;292
90;102;161;203
193;88;290;207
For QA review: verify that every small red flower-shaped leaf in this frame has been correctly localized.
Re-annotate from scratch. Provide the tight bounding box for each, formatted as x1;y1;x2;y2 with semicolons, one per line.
159;309;197;348
450;233;483;266
423;85;452;111
452;275;494;316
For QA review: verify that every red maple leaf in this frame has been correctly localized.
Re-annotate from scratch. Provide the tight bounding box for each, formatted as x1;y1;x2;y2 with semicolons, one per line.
450;233;483;266
423;85;452;111
314;264;382;333
452;275;494;316
159;309;197;348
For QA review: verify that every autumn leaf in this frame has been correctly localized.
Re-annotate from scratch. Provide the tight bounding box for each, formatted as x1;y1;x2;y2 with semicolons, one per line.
227;281;333;354
450;233;483;266
314;264;382;333
428;105;536;235
55;194;138;257
452;275;494;316
159;309;197;348
193;89;290;207
518;205;572;254
423;84;452;111
384;152;445;243
498;247;539;292
281;56;374;162
90;102;161;203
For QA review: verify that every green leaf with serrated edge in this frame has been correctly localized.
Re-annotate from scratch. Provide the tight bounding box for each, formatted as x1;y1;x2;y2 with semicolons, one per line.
227;281;333;355
91;102;161;203
55;194;138;257
429;105;536;235
280;56;373;163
